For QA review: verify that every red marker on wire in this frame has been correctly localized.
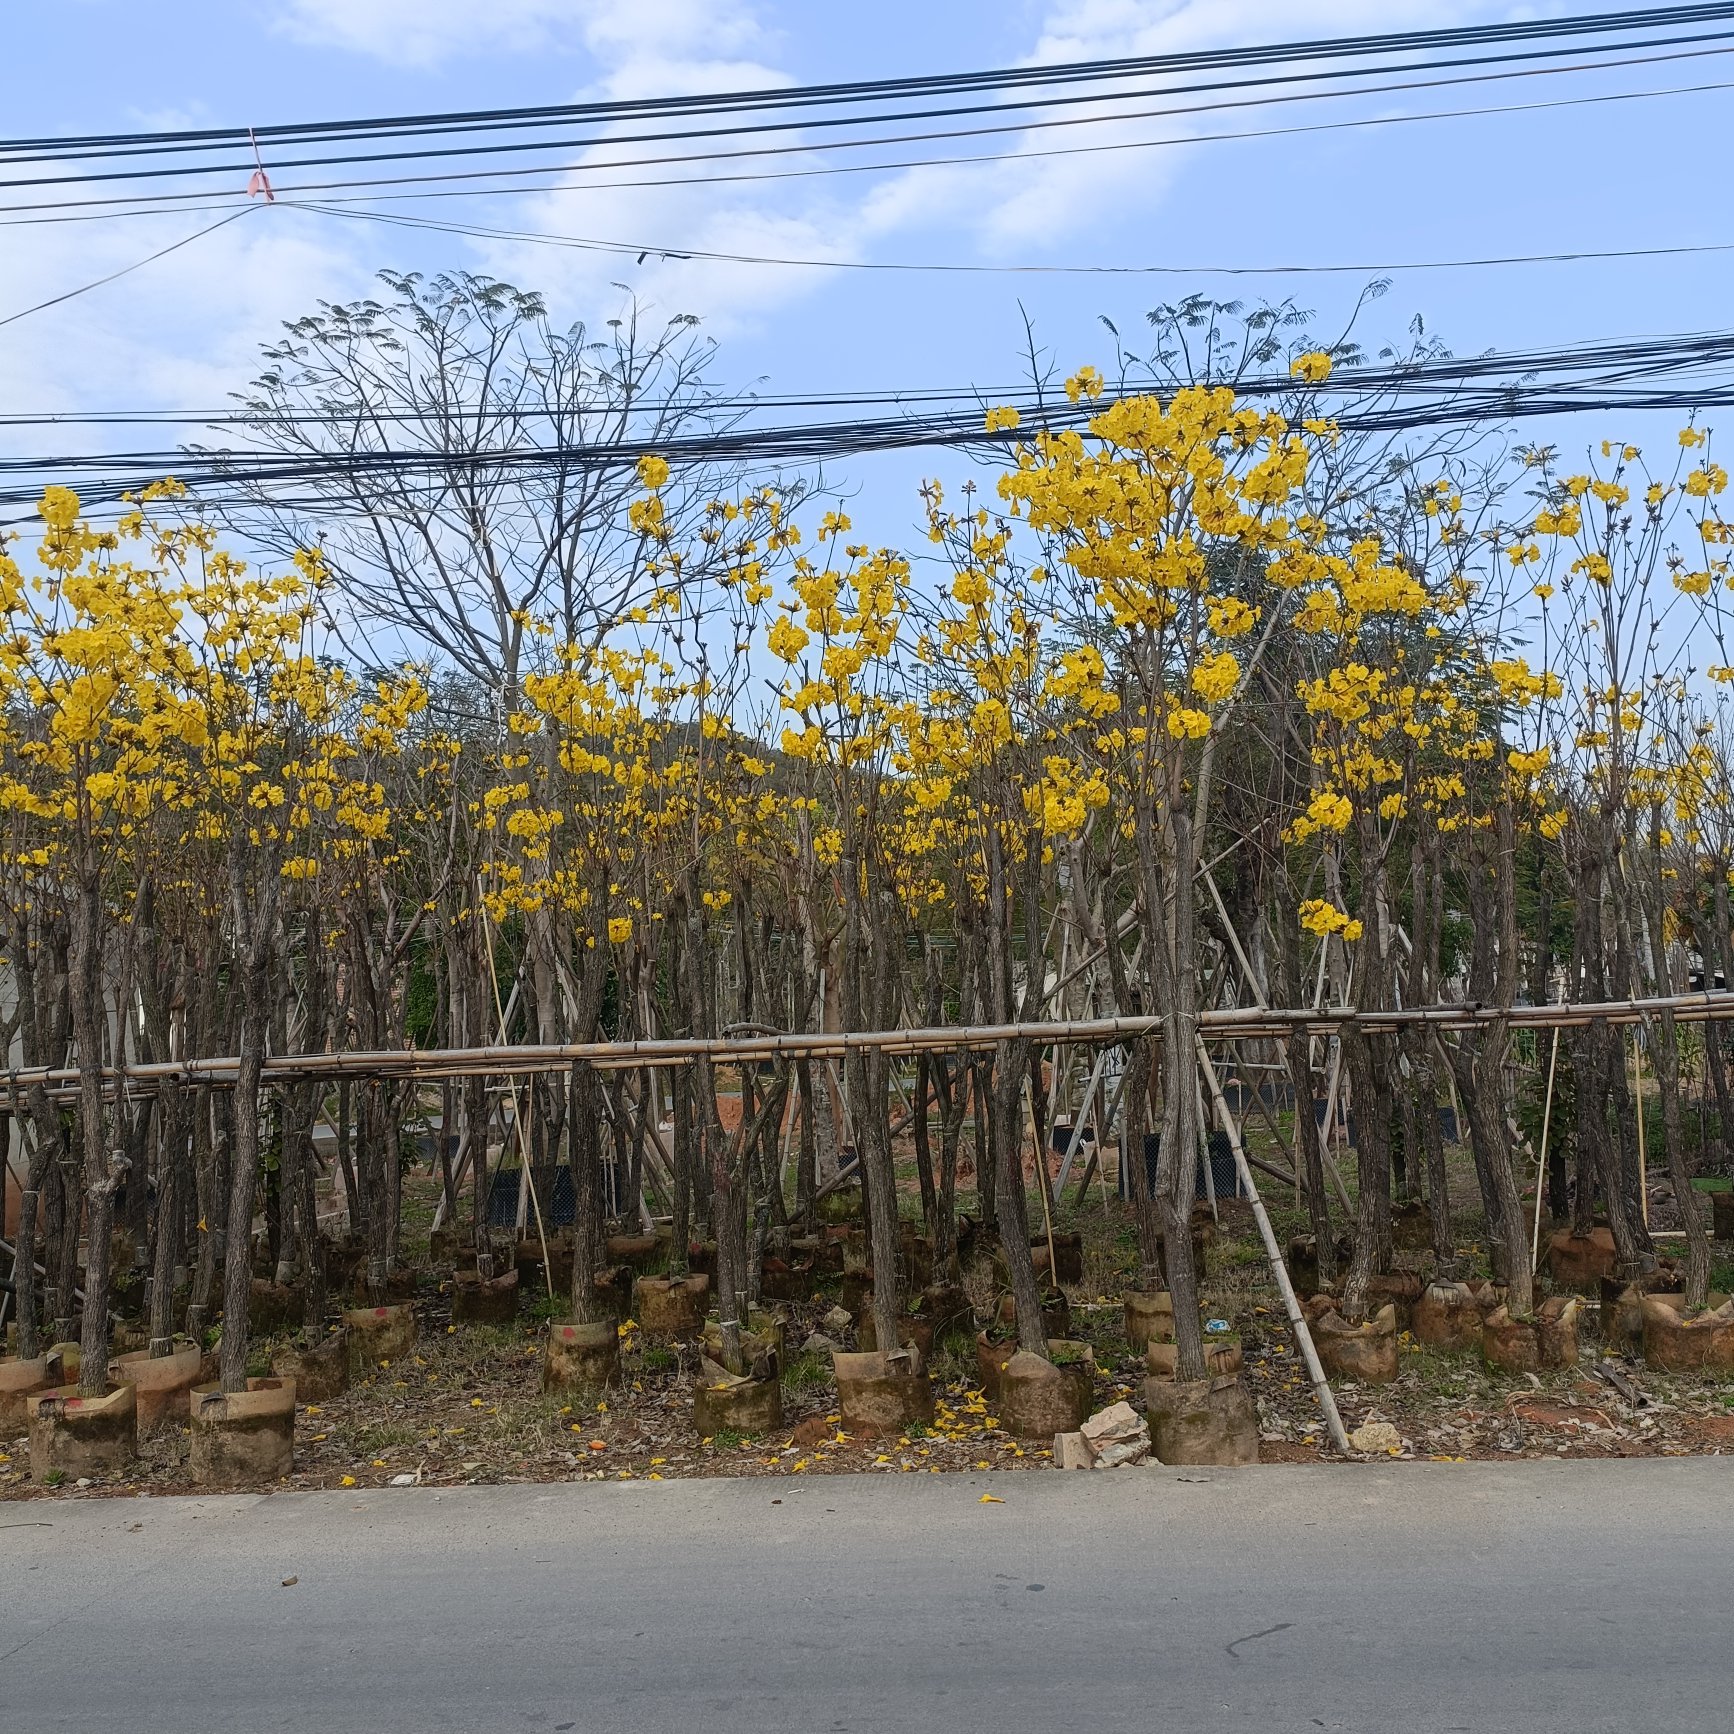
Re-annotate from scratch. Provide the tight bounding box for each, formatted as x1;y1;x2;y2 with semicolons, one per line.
247;128;274;202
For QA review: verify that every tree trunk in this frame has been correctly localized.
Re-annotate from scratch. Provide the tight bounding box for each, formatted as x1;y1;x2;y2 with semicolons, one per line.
147;1081;185;1354
11;1104;57;1362
568;1060;607;1326
72;881;117;1397
218;1067;266;1393
993;1040;1047;1354
793;1058;817;1231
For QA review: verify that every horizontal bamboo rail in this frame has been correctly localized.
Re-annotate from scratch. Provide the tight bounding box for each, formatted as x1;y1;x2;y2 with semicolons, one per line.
4;989;1732;1106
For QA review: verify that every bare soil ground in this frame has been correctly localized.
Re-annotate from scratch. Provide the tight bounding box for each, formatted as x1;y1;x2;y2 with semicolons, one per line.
6;1145;1733;1499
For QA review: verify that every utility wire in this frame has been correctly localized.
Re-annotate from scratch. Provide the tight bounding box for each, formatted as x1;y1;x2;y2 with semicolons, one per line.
0;5;1728;217
2;330;1730;512
1;33;1726;193
4;70;1719;223
2;2;1726;154
0;208;253;330
296;201;1734;280
8;330;1733;430
9;3;1729;154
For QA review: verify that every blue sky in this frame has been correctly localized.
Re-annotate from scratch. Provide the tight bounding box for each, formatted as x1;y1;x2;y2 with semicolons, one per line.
2;0;1728;551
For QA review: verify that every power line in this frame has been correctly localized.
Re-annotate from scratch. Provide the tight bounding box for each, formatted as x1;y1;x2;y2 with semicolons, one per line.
0;6;1727;220
7;70;1718;225
8;328;1733;430
3;33;1726;195
6;3;1724;157
0;208;254;330
2;329;1729;514
296;202;1734;281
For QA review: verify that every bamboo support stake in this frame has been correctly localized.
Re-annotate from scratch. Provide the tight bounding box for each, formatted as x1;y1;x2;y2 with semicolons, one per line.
478;892;554;1294
1052;1048;1109;1203
1633;1028;1649;1228
1197;1038;1351;1456
1025;1073;1059;1291
9;992;1734;1104
1202;868;1267;1009
1194;1071;1220;1222
1316;1041;1354;1213
1531;1026;1561;1274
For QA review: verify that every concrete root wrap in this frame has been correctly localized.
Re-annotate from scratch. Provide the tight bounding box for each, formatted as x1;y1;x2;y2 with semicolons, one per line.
30;1383;137;1483
975;1333;1016;1401
1145;1341;1243;1378
1029;1232;1084;1286
542;1321;621;1394
247;1279;305;1336
1714;1191;1734;1241
992;1289;1070;1339
1141;1374;1260;1466
1122;1289;1174;1350
700;1312;785;1370
605;1232;665;1272
1313;1304;1400;1384
1641;1294;1734;1373
856;1313;924;1357
1482;1297;1581;1373
518;1235;574;1296
634;1275;708;1340
914;1283;974;1345
692;1366;783;1438
1546;1227;1617;1290
344;1304;417;1370
274;1330;351;1403
997;1347;1094;1439
1602;1275;1688;1352
189;1377;295;1485
1411;1281;1487;1350
832;1348;935;1438
112;1345;210;1433
760;1258;817;1303
451;1268;520;1326
0;1356;58;1432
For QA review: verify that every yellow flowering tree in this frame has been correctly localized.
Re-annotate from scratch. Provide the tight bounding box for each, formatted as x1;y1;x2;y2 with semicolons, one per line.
997;366;1333;1378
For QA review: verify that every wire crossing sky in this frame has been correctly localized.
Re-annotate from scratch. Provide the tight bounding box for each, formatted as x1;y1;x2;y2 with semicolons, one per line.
0;0;1728;546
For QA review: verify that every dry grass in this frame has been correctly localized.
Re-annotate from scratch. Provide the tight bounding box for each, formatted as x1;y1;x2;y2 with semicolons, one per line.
7;1145;1734;1498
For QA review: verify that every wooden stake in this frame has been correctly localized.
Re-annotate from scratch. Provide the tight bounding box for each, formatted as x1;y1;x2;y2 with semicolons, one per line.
1531;1026;1561;1274
1025;1073;1059;1289
12;992;1734;1104
1633;1028;1649;1228
479;890;554;1294
1197;1038;1350;1455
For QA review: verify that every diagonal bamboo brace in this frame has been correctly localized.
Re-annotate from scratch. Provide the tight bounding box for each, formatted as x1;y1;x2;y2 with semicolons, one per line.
1196;1037;1351;1456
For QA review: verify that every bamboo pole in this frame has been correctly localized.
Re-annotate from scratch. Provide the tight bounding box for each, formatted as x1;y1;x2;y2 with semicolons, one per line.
1197;1039;1351;1456
479;895;554;1294
1052;1048;1109;1203
1633;1027;1650;1228
1316;1042;1354;1213
1531;1026;1562;1274
6;992;1734;1103
1202;867;1267;1009
1194;1071;1220;1222
1025;1073;1059;1290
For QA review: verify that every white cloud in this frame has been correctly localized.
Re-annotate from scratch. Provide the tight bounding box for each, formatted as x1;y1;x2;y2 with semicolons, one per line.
0;203;371;448
275;0;774;80
863;0;1505;251
1028;0;1487;62
2;0;1514;455
404;0;1506;345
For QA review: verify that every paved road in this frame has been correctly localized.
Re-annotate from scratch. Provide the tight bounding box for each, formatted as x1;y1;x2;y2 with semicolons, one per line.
2;1462;1729;1732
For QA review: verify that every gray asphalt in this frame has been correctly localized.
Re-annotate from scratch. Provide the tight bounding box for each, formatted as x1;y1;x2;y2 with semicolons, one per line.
1;1461;1729;1732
